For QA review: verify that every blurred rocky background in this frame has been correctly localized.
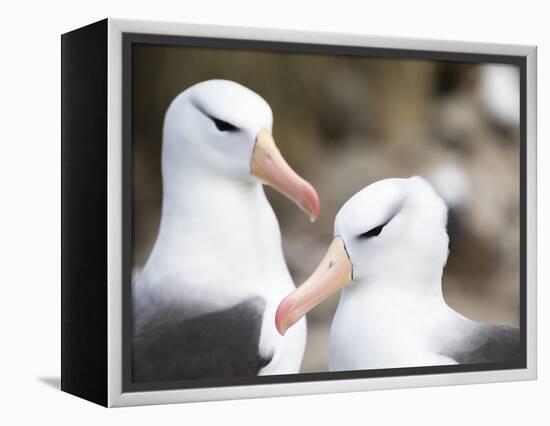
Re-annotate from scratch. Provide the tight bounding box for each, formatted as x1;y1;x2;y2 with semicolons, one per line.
132;44;520;373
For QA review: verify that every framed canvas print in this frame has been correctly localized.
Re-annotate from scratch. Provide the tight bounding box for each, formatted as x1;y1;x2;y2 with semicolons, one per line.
61;18;537;407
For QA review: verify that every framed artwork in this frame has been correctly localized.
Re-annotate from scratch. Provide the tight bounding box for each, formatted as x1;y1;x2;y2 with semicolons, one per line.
61;18;537;407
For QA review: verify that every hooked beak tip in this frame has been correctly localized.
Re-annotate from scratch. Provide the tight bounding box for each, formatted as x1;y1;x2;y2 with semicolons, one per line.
305;183;320;223
274;297;292;336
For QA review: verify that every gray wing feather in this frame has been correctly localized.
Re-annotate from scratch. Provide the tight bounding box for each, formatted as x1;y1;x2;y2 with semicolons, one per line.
443;322;521;364
132;296;271;382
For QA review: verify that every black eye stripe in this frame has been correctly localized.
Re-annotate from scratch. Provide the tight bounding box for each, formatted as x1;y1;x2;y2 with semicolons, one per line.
358;222;387;239
192;100;239;132
212;117;238;132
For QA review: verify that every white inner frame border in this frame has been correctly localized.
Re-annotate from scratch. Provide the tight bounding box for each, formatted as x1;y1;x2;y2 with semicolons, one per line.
106;18;537;407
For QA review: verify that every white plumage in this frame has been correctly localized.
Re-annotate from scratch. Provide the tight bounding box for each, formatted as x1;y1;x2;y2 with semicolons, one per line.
277;177;520;371
133;80;319;381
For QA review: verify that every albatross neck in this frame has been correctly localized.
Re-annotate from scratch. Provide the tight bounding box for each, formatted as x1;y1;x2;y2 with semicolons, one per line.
155;169;285;268
343;271;447;310
161;169;274;225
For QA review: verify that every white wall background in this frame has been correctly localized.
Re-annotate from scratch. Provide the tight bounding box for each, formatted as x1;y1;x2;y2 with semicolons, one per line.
0;0;546;424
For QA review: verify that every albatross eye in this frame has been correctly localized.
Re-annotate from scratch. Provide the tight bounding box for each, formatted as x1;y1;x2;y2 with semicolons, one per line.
212;117;238;132
358;222;387;239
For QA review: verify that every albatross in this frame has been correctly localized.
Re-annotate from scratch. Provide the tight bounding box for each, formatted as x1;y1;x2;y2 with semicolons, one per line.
275;176;520;370
133;80;319;382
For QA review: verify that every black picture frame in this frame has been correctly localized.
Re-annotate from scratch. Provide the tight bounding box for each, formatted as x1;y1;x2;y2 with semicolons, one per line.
61;18;537;407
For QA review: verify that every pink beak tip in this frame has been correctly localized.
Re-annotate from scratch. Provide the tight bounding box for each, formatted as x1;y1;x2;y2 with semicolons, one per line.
303;183;320;222
274;298;291;336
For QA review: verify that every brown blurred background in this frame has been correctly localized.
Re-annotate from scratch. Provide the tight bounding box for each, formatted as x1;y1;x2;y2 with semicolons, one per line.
131;44;520;373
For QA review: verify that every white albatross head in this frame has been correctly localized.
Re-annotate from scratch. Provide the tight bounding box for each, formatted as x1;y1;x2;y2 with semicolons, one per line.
162;79;319;221
275;176;449;335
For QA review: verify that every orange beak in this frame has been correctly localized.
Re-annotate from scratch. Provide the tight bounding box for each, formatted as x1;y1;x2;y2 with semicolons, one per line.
252;129;320;222
275;236;353;335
